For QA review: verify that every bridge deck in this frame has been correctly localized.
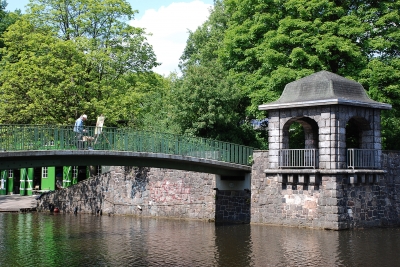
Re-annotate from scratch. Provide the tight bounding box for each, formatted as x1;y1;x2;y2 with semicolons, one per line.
0;125;253;175
0;150;251;176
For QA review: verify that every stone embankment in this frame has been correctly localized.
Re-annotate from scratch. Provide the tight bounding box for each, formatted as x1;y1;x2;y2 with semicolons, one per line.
36;150;400;229
38;166;217;220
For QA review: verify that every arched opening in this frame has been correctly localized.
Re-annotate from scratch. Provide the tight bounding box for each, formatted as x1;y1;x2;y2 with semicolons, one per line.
282;117;319;150
280;117;319;168
289;122;305;149
345;116;375;168
346;117;371;149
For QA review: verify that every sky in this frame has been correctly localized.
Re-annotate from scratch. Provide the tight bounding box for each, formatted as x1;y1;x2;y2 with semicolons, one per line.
5;0;214;76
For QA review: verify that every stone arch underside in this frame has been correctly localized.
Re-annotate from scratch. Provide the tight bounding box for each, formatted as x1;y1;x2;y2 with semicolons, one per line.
346;116;372;149
282;117;319;149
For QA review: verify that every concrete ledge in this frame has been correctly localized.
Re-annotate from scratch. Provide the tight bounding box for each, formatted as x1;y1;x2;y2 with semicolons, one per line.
0;195;37;212
264;169;387;174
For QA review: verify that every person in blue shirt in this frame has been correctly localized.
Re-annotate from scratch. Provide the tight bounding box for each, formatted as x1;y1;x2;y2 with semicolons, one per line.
74;114;87;149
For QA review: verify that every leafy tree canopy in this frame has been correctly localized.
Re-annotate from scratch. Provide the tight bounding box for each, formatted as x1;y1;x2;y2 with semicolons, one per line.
0;1;22;59
177;0;400;149
0;0;160;127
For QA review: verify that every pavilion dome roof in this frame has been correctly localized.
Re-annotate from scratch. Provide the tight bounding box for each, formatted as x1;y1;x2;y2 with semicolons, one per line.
259;71;391;110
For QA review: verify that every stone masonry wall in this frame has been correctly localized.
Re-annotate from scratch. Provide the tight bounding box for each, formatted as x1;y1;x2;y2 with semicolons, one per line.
215;190;251;223
251;150;400;229
37;166;249;223
251;150;327;228
37;150;400;228
38;166;217;220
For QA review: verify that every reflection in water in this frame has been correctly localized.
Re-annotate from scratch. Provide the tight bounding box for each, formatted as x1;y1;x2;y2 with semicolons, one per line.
215;224;252;266
0;213;399;266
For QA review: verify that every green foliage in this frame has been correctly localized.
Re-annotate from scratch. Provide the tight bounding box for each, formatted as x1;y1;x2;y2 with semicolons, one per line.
220;0;370;118
174;63;243;140
176;0;400;149
289;122;305;149
360;58;400;149
0;19;88;123
0;0;159;127
0;1;22;60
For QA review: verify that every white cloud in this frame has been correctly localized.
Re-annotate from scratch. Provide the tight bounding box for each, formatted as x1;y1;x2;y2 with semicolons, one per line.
130;1;212;76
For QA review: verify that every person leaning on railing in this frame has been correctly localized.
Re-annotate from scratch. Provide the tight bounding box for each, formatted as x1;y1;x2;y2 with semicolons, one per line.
73;114;87;149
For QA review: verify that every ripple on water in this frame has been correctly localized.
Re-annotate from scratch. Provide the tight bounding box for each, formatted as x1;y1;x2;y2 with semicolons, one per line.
1;213;400;267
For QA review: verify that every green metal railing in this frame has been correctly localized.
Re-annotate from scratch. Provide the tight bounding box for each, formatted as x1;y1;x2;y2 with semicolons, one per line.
0;125;254;166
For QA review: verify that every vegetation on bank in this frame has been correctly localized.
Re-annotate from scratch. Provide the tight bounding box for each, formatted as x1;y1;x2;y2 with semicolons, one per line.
0;0;399;149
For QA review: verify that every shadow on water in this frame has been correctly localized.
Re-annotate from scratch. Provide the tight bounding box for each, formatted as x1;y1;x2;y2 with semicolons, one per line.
214;223;252;266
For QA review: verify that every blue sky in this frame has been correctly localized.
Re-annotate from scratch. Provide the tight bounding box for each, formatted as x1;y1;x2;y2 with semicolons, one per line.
5;0;214;76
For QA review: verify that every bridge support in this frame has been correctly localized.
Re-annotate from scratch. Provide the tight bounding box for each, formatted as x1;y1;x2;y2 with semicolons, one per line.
7;170;13;195
0;170;7;195
214;174;251;223
20;168;34;196
63;166;72;187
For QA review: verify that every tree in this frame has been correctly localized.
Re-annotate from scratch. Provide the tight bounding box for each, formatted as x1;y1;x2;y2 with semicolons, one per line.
220;0;372;117
175;1;266;147
0;0;160;126
0;1;22;60
0;19;92;123
178;0;400;148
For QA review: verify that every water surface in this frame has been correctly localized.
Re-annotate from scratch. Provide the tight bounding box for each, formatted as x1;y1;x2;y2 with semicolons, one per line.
0;213;399;266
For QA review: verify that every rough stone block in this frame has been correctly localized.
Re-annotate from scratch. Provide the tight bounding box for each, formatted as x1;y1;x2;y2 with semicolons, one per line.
269;129;280;137
319;148;331;155
374;174;380;183
325;182;337;190
319;141;331;148
367;174;374;184
349;174;357;184
268;116;279;123
321;112;331;119
360;174;366;183
320;155;331;162
320;127;332;134
309;174;319;184
280;174;288;183
298;174;306;184
268;150;279;157
287;174;296;184
268;143;280;150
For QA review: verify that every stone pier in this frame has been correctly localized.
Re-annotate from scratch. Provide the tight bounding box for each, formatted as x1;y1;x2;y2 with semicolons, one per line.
250;150;400;229
251;70;397;230
37;166;251;223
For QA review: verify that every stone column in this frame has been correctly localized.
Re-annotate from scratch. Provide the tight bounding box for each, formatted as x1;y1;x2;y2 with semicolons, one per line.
268;111;281;169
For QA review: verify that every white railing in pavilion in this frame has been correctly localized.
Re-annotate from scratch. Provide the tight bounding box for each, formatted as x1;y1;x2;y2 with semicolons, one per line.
347;149;378;169
279;149;318;168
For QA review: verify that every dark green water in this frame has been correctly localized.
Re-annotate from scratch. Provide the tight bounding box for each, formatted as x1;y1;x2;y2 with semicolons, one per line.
1;213;400;267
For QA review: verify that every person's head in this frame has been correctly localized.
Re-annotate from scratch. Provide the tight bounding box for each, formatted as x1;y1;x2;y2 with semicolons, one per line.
82;114;87;121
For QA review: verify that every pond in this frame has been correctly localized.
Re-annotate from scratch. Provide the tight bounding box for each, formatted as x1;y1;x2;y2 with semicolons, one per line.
0;213;399;266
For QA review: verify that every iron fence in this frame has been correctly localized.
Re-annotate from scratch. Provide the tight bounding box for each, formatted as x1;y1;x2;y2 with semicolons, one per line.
279;149;318;168
0;125;254;166
347;149;378;169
